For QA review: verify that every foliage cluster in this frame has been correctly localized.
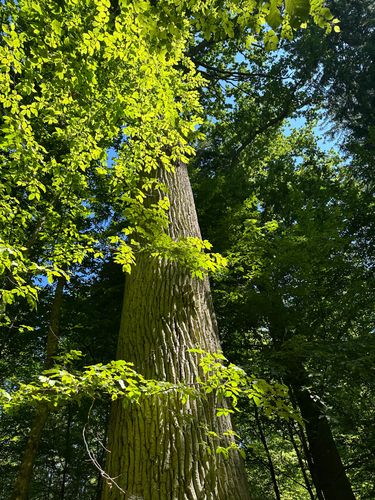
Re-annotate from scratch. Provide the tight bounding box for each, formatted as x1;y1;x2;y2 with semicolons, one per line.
1;0;374;498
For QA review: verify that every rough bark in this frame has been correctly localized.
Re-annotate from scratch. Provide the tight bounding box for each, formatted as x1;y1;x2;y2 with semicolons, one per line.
102;163;251;500
11;278;65;500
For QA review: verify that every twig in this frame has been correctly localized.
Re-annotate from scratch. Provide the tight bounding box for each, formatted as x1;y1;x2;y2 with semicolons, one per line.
82;399;127;495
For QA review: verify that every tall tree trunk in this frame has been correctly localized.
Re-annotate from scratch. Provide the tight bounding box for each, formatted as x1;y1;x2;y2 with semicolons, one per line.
287;421;315;500
269;312;355;500
11;278;65;500
253;404;281;500
296;413;325;500
102;163;250;499
289;374;355;500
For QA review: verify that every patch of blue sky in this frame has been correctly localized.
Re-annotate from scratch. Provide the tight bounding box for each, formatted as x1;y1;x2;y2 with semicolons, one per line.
284;115;344;154
107;147;117;167
233;49;345;155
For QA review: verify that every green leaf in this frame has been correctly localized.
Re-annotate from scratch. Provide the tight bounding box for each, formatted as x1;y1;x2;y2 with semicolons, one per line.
267;4;282;30
51;19;62;36
264;30;279;51
31;2;43;15
285;0;310;27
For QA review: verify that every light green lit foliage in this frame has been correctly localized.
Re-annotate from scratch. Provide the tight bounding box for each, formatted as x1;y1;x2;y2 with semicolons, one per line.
0;0;202;318
0;0;334;321
190;349;298;421
0;349;297;422
0;348;300;461
150;236;228;278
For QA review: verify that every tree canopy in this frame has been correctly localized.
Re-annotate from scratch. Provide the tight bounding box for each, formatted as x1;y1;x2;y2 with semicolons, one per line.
1;0;374;498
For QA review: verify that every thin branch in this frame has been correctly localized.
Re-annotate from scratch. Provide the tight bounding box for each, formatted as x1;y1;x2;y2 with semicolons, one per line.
192;60;282;81
235;95;312;156
82;400;127;496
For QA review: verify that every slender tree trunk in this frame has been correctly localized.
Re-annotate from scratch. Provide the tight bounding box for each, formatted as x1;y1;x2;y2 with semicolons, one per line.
102;163;250;499
253;404;281;500
60;405;73;499
296;419;325;500
290;390;324;500
289;377;356;500
11;278;65;500
287;421;315;500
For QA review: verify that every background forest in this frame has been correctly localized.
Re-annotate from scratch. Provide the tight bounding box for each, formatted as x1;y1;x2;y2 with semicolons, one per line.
0;0;374;499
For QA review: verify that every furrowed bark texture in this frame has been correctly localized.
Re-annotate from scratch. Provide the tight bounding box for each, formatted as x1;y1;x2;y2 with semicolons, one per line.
11;278;65;500
102;163;250;500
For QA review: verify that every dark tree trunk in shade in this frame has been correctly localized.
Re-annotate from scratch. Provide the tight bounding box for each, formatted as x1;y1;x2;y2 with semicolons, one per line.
296;416;325;500
287;422;315;500
288;374;356;500
101;163;251;500
269;313;355;500
11;278;65;500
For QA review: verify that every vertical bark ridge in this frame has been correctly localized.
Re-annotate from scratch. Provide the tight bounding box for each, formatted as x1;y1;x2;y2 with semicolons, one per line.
102;163;250;499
